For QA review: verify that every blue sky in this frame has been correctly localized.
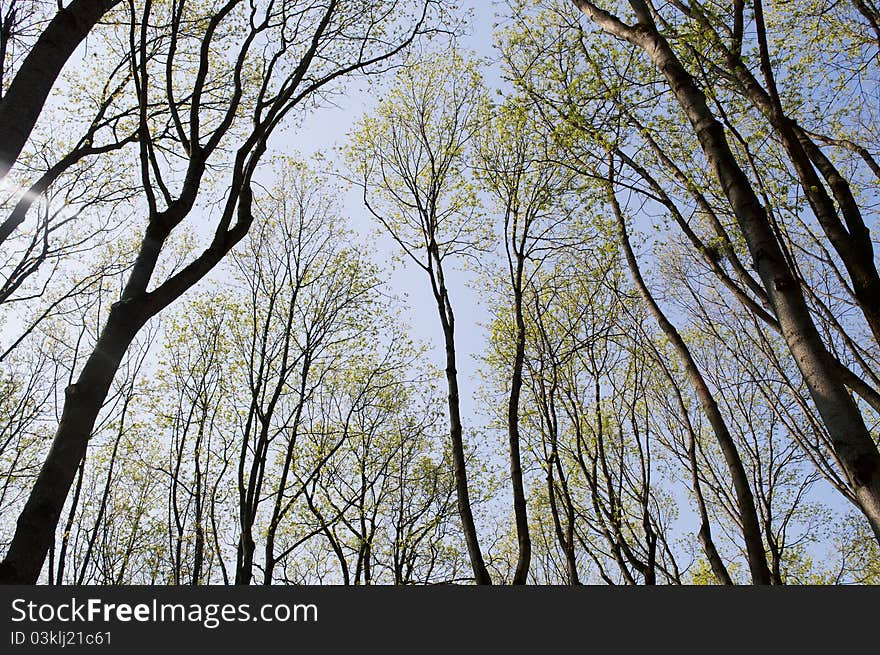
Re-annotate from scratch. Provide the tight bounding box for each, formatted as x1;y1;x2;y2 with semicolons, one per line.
279;1;504;426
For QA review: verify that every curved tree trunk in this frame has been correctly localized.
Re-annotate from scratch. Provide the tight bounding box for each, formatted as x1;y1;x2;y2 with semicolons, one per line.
429;246;492;585
609;178;771;585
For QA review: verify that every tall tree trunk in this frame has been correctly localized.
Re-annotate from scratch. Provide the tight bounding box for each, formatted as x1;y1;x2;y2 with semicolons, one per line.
442;315;492;584
236;428;262;586
0;0;121;180
263;357;311;585
191;438;205;586
655;347;733;584
76;407;128;585
719;0;880;346
508;257;532;584
0;300;146;583
609;178;772;585
235;525;256;585
55;454;87;584
430;249;491;585
546;462;580;585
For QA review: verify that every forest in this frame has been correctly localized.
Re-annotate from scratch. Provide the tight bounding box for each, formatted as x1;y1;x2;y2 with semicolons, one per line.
0;0;878;585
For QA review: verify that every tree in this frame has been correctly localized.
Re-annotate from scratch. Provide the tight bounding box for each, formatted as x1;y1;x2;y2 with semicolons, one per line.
475;96;576;584
347;51;493;584
506;237;682;584
228;161;383;585
605;160;772;584
500;0;880;546
563;0;880;540
151;293;237;585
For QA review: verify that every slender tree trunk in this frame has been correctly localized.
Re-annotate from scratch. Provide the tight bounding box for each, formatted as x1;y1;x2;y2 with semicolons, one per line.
669;363;734;584
609;179;772;585
508;260;532;584
546;461;580;585
235;525;256;585
56;454;87;585
430;250;491;584
304;485;350;585
533;306;580;584
765;524;784;585
678;378;733;584
0;0;121;180
442;318;492;584
191;439;205;586
263;357;311;585
236;442;260;586
76;408;128;585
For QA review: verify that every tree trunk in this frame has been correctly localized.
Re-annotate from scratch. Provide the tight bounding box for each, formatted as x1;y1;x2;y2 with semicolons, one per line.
442;318;492;584
235;518;256;585
0;0;121;180
0;299;145;583
662;355;733;585
609;180;771;585
430;251;491;585
507;258;532;584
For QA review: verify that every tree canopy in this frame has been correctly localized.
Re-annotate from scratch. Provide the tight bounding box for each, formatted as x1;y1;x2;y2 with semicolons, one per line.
0;0;878;585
